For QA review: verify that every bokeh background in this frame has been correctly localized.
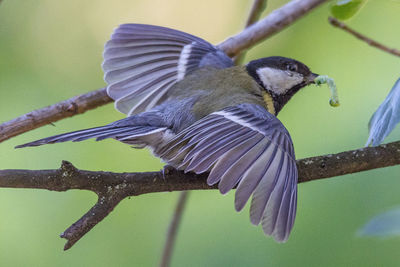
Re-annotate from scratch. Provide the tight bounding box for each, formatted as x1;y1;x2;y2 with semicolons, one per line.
1;0;400;266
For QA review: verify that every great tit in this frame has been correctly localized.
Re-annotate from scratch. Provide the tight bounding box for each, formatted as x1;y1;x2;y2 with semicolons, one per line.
17;24;318;242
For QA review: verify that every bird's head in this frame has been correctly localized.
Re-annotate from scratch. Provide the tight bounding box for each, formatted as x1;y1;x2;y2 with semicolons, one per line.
246;56;318;114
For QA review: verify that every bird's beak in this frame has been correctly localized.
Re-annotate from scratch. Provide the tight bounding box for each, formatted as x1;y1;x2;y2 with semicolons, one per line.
306;73;319;84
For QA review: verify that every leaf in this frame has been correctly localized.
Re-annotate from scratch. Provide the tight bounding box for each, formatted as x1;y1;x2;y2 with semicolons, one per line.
330;0;367;20
366;78;400;147
358;207;400;237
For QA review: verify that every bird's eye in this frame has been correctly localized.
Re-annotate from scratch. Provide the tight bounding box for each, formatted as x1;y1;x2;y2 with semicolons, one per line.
287;64;298;72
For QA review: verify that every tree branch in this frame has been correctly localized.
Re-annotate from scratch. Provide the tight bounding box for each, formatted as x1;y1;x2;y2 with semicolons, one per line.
329;17;400;58
218;0;327;57
0;0;328;144
1;141;399;250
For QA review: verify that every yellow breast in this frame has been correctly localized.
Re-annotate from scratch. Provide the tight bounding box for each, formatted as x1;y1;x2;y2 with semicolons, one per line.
262;91;276;115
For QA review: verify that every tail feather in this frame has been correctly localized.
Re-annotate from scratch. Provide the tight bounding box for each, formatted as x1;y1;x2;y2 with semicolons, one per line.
15;124;165;149
15;125;114;148
73;127;133;142
95;127;151;141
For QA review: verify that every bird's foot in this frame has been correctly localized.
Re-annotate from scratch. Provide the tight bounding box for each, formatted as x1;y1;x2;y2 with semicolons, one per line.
162;165;176;180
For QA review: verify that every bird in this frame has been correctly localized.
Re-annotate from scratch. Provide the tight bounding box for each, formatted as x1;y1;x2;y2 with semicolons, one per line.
16;24;319;242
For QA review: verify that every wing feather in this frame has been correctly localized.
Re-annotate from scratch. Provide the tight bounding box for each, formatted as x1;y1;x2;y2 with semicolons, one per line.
234;144;278;211
259;154;289;232
250;150;285;225
218;138;271;194
184;129;252;173
158;117;227;159
103;23;233;115
159;103;298;242
181;125;239;165
206;134;264;186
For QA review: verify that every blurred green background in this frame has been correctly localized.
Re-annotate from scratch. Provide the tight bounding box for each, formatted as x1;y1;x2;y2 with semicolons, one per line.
1;0;400;266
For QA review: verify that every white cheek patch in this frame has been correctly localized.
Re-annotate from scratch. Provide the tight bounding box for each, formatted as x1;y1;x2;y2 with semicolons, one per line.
256;67;303;95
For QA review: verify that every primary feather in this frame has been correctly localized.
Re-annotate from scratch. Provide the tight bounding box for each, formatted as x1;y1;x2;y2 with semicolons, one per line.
155;104;297;242
103;24;233;115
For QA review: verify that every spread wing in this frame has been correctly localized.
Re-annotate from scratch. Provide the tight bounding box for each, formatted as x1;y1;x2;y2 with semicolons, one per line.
157;104;297;242
103;24;233;116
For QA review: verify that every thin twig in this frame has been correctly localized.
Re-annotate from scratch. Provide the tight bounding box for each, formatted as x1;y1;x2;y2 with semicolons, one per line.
160;191;189;267
1;140;399;250
0;88;112;143
234;0;268;65
329;17;400;57
0;0;328;144
245;0;268;27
